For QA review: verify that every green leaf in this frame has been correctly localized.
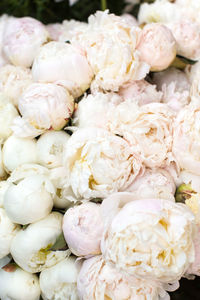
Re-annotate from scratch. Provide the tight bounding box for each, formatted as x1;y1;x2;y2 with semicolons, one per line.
50;232;67;251
176;55;197;65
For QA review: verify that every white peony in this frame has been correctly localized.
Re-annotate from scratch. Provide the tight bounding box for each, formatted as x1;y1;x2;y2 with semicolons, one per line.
37;131;70;169
0;265;40;300
12;83;74;138
0;181;10;207
40;256;79;300
63;127;143;200
0;64;32;106
101;196;196;282
46;23;63;41
8;163;49;183
32;41;94;98
58;19;88;43
10;212;70;273
2;135;37;173
77;255;171;300
0;208;20;259
2;17;49;67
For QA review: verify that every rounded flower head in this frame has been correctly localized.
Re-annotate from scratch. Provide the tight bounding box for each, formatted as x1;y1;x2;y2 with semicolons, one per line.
2;17;49;67
46;23;63;41
58;19;88;43
0;93;18;141
119;80;162;105
136;23;176;72
73;92;122;129
109;102;175;168
76;10;149;92
77;255;170;300
37;130;70;169
40;257;79;300
101;196;196;282
0;65;32;107
0;180;10;207
63;202;104;256
10;212;70;273
0;265;40;300
2;135;37;173
12;83;74;138
0;208;20;259
32;41;93;98
172;103;200;175
126;168;176;201
63;127;143;200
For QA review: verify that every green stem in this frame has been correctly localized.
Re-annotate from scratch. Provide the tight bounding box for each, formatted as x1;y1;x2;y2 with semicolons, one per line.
101;0;107;11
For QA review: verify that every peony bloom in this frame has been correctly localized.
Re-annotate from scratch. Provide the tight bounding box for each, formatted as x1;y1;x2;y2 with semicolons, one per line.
73;92;122;129
136;23;176;72
12;83;74;138
0;65;32;107
46;23;63;41
0;265;40;300
187;226;200;276
32;41;94;98
4;172;55;225
0;93;18;141
0;208;20;259
126;168;176;201
63;202;104;256
77;255;171;300
40;256;79;300
0;181;10;207
63;127;143;200
10;212;70;273
8;163;49;183
0;15;11;68
101;196;195;283
2;17;49;67
2;135;37;173
172;103;200;175
75;10;149;92
121;13;138;26
118;80;162;105
37;131;70;169
185;60;200;84
109;102;175;168
58;19;88;43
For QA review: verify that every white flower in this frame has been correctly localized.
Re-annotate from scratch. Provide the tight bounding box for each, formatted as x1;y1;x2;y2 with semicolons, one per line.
63;127;143;200
46;23;63;41
136;23;176;72
10;212;70;273
58;20;88;43
172;103;200;175
185;60;200;84
4;173;54;225
8;163;49;183
0;181;10;208
186;226;200;276
2;17;49;67
12;83;74;138
40;256;79;300
75;10;149;92
73;92;122;129
0;65;32;106
121;13;138;26
109;102;175;168
0;208;20;259
77;255;171;300
0;265;40;300
63;202;104;256
32;41;94;98
2;135;37;173
0;93;18;141
37;131;70;169
118;80;162;106
101;196;196;282
126;168;176;201
0;143;6;179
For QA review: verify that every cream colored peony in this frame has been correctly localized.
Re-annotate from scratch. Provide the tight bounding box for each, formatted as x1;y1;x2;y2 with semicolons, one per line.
63;202;104;256
0;265;40;300
136;23;176;72
109;102;175;168
77;255;171;300
58;19;88;43
2;17;49;67
0;65;32;106
101;197;195;282
0;15;10;68
126;168;176;201
118;80;162;105
10;212;70;273
2;135;37;173
0;208;20;259
75;10;149;92
32;41;93;98
186;226;200;276
40;256;79;300
12;83;74;138
0;181;10;207
63;127;143;200
46;23;63;41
